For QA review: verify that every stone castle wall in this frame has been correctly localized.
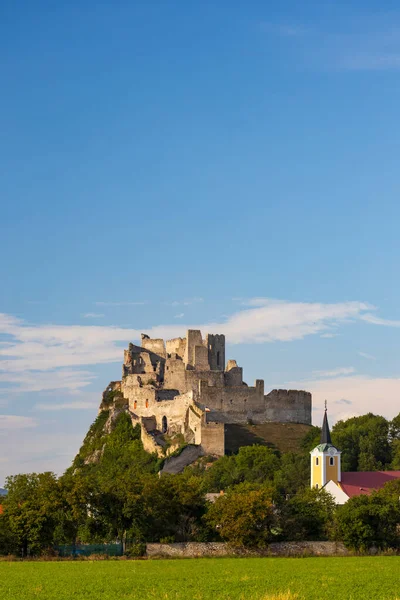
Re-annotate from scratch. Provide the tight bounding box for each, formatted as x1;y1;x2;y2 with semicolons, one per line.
105;329;312;459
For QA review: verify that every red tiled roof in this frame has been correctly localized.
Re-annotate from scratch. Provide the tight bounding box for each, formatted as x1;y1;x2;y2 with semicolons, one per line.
340;471;400;498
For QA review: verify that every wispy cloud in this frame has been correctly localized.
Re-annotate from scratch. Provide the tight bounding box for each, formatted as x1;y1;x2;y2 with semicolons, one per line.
358;351;376;360
82;313;104;319
360;313;400;327
260;22;309;37
335;398;353;406
174;313;185;319
320;333;339;339
170;297;204;307
95;301;146;307
0;369;96;393
0;415;37;430
260;15;400;71
313;367;355;378
0;299;396;394
35;401;98;411
284;374;400;424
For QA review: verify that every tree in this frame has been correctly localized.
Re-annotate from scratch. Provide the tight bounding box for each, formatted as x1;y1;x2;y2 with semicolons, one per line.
336;484;400;550
274;452;310;497
332;413;391;472
279;488;336;541
204;484;276;547
204;445;281;492
4;472;61;556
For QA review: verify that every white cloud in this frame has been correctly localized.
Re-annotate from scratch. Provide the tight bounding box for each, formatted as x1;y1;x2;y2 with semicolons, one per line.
170;297;204;307
313;367;355;378
174;313;185;319
320;333;339;339
0;299;396;394
0;369;95;394
82;313;105;319
285;375;400;424
360;313;400;327
35;401;99;411
0;415;37;430
358;351;376;360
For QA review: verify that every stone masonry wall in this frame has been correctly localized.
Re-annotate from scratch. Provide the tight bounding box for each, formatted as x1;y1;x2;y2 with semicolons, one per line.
265;389;311;424
146;541;349;558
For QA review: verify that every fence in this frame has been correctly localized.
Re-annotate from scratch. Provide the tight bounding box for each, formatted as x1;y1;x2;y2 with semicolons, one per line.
56;543;123;557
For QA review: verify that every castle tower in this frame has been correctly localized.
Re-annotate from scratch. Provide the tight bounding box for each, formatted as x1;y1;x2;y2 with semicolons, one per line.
310;405;341;489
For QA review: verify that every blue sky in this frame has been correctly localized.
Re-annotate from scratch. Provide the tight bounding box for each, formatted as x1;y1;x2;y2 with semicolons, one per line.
1;1;400;484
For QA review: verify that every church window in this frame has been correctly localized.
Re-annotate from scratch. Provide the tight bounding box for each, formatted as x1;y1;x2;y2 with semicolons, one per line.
315;457;319;466
315;483;319;489
329;457;334;466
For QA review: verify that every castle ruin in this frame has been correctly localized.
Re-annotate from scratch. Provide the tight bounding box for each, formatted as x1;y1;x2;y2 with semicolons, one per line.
102;330;312;458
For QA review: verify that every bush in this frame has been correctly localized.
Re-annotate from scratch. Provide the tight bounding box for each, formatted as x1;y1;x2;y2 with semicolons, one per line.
126;542;146;558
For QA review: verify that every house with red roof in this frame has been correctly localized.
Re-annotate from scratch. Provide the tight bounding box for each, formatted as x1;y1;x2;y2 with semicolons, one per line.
311;408;400;504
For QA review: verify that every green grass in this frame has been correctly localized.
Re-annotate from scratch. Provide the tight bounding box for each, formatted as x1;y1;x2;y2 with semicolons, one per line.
1;557;400;600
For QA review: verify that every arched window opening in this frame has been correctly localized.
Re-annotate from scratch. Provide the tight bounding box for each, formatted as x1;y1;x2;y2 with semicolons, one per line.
145;399;149;408
315;457;319;466
217;351;220;366
162;416;168;434
134;401;137;410
329;457;334;466
315;483;319;489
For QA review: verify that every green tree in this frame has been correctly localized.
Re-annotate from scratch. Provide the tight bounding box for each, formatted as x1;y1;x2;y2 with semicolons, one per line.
332;413;391;472
336;485;400;550
279;488;336;541
4;472;61;556
0;511;17;556
274;452;310;496
204;484;276;547
204;445;281;492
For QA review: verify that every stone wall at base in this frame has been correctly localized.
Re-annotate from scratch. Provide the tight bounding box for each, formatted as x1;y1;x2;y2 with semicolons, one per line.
146;541;349;558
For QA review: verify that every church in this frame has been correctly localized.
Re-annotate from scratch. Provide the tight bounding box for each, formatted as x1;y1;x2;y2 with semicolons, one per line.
310;407;400;504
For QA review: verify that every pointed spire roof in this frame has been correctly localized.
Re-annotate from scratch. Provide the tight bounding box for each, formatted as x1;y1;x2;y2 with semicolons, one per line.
321;406;332;445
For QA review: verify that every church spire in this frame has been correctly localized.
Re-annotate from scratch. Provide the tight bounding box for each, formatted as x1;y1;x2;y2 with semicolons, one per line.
310;402;341;489
320;401;332;445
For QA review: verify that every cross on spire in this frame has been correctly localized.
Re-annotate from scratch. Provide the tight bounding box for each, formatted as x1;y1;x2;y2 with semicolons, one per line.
320;402;332;445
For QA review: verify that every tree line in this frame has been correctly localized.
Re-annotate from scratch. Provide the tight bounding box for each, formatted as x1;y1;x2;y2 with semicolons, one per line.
2;410;400;556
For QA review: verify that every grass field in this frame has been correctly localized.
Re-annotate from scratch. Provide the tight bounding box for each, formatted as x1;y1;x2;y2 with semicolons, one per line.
1;557;400;600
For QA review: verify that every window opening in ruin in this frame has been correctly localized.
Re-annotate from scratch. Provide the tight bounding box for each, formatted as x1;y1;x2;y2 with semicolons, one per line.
315;457;319;466
134;401;137;409
145;399;149;408
217;351;220;366
162;416;168;434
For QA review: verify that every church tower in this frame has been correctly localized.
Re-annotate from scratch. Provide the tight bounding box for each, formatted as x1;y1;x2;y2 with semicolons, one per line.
310;405;341;489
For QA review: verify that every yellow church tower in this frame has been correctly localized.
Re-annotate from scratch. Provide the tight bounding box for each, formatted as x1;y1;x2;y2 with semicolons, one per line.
310;404;341;489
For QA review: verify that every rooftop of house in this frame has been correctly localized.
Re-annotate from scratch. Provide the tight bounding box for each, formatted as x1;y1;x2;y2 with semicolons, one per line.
339;471;400;498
